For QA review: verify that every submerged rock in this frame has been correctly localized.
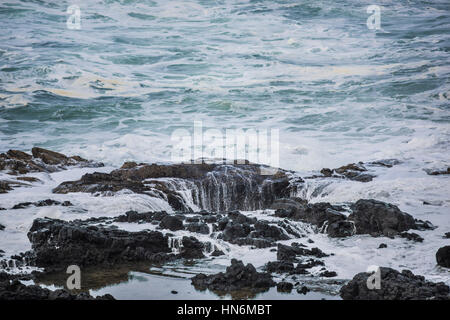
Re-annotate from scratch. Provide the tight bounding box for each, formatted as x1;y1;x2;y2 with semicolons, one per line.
318;162;375;182
399;232;424;243
191;259;275;294
340;267;450;300
425;167;450;176
436;246;450;268
0;279;114;300
277;243;328;262
12;199;73;210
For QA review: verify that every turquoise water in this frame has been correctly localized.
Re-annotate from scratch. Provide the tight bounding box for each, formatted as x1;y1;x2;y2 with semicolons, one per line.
0;0;449;171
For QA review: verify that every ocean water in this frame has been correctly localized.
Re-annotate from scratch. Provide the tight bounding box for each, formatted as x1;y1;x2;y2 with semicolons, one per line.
0;0;449;298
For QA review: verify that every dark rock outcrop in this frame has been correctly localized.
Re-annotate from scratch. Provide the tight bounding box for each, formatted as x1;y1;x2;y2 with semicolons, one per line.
348;199;416;237
0;279;114;300
26;218;172;271
436;246;450;268
52;162;294;212
191;259;275;294
159;215;184;231
319;162;375;182
277;243;328;262
399;232;424;243
340;267;450;300
277;282;293;292
425;167;450;176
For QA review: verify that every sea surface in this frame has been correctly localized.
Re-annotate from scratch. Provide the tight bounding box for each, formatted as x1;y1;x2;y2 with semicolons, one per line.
0;0;449;299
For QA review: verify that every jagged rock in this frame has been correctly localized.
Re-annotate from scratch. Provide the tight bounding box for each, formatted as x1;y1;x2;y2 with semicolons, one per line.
400;232;424;243
348;199;416;237
159;215;184;231
277;282;293;292
318;163;375;182
320;270;337;278
297;286;310;294
26;218;172;271
231;237;274;249
191;259;275;293
326;220;355;238
114;211;156;223
277;244;328;262
52;163;293;212
180;236;204;259
425;167;450;176
340;267;450;300
186;222;210;235
296;259;324;269
12;199;73;209
211;249;225;257
273;200;347;230
436;246;450;268
250;221;289;241
0;279;114;300
265;261;295;273
222;222;251;241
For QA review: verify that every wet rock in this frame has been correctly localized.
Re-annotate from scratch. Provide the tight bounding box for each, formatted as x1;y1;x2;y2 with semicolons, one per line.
26;218;172;271
297;286;310;295
114;211;155;223
320;270;337;278
16;176;40;183
444;232;450;239
340;267;450;300
222;222;251;241
231;237;274;249
12;199;73;210
211;249;225;257
0;181;12;194
378;243;387;249
277;282;293;292
348;199;416;237
180;236;204;259
250;221;289;241
160;215;184;231
274;200;347;230
171;290;178;295
318;163;375;182
277;244;328;262
399;232;424;243
0;224;4;231
436;246;450;268
425;167;450;176
413;219;436;231
186;222;210;235
296;259;325;269
0;279;114;300
326;220;355;238
52;163;293;212
265;261;295;273
191;259;275;293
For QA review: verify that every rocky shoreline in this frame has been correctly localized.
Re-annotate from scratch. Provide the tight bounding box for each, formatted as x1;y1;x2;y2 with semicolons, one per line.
0;148;449;300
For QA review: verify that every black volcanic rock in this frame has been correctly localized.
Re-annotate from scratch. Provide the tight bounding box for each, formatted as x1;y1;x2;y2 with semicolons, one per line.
265;261;295;273
12;199;73;209
186;222;210;235
348;199;416;237
340;267;450;300
436;246;450;268
399;232;424;243
26;217;172;271
180;236;205;259
0;279;114;300
191;259;275;294
277;244;328;262
326;220;355;238
52;162;293;212
277;282;293;292
160;215;184;231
